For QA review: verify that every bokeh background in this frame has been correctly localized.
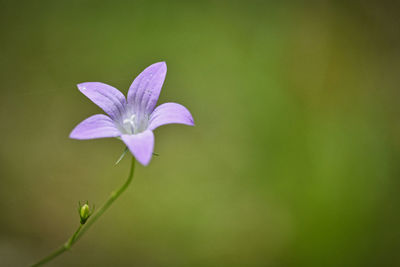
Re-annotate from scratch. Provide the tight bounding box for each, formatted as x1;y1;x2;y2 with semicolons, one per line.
1;0;400;266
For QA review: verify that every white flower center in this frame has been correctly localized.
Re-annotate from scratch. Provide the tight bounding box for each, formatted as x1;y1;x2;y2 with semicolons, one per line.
123;114;136;126
119;112;149;135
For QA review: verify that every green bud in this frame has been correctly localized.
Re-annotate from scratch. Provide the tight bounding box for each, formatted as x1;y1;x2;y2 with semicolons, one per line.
79;203;91;224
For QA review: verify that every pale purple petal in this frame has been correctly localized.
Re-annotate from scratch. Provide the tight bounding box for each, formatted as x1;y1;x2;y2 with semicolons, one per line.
78;82;126;120
127;62;167;115
70;114;121;140
121;130;154;166
148;102;194;130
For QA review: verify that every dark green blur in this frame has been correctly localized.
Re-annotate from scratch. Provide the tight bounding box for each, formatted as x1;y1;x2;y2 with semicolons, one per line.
1;1;399;266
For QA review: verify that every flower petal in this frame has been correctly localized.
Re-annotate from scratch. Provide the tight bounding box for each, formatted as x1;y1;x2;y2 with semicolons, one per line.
127;62;167;115
78;82;126;120
148;102;194;130
121;130;154;166
70;114;121;140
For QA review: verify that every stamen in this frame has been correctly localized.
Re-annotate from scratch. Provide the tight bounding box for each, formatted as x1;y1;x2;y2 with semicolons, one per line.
123;114;136;134
123;114;136;125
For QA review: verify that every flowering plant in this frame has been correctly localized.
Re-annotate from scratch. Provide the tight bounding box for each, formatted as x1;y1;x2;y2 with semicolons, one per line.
32;62;194;266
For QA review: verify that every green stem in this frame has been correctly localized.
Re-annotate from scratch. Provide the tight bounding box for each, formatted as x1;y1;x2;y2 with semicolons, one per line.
74;156;135;242
32;156;136;266
31;224;83;267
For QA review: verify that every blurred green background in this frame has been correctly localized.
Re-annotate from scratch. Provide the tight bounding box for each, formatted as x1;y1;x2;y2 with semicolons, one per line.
1;0;400;266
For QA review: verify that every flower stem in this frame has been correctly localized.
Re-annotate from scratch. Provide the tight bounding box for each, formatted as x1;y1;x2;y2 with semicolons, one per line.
74;156;135;242
32;156;136;266
31;224;83;267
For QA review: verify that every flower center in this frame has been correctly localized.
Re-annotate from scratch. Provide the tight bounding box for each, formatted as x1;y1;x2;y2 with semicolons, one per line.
119;113;148;135
122;114;136;134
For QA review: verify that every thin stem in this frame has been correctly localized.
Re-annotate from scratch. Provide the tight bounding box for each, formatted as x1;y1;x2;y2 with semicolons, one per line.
74;156;135;242
32;156;136;266
31;224;83;267
66;224;83;248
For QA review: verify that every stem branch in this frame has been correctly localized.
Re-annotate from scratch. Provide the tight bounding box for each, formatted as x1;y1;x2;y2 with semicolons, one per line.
32;157;136;266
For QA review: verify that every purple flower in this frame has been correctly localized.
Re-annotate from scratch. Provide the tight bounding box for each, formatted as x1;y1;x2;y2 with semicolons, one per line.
70;62;194;165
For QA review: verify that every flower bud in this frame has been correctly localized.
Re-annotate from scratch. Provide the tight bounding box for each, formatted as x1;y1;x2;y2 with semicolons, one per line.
79;203;91;224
